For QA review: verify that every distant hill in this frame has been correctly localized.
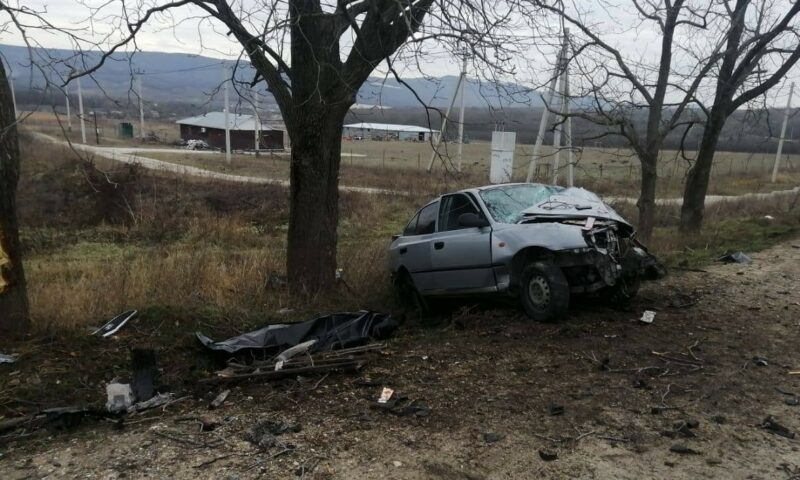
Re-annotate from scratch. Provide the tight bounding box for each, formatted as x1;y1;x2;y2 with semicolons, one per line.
0;44;542;109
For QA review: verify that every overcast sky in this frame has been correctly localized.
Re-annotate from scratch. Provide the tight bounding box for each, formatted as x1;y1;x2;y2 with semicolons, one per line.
3;0;797;106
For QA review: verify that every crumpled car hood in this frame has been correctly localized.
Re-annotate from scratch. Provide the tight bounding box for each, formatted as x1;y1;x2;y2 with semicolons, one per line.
519;188;630;226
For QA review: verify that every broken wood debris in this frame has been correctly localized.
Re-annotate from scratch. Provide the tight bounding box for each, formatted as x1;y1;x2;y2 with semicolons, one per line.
198;343;385;385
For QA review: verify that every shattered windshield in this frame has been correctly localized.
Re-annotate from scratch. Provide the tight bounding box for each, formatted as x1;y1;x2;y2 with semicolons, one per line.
479;184;564;223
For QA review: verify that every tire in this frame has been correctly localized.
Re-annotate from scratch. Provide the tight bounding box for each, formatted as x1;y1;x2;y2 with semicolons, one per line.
606;275;641;305
520;262;570;322
393;271;428;317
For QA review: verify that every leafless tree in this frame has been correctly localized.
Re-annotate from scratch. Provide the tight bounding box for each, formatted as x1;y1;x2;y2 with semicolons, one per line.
679;0;800;232
534;0;721;241
54;0;531;293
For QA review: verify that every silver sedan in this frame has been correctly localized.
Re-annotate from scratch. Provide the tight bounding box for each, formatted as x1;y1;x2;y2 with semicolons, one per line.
389;183;664;321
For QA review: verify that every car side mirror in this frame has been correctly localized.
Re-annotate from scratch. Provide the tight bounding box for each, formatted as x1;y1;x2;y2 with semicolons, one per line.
458;212;490;228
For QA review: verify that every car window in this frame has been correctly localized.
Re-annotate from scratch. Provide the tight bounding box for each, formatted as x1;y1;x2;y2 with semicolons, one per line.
480;184;563;223
438;194;480;231
403;212;420;236
415;201;439;235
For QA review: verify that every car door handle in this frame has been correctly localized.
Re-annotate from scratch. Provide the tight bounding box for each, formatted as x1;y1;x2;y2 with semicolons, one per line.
434;241;445;250
399;247;407;254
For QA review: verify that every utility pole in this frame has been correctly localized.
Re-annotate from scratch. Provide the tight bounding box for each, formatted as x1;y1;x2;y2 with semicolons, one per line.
93;111;100;144
564;50;574;187
456;55;468;172
223;67;231;164
527;29;569;183
8;72;17;119
551;49;567;185
137;74;145;139
427;62;467;172
772;82;795;183
253;88;260;155
77;76;87;144
65;84;72;132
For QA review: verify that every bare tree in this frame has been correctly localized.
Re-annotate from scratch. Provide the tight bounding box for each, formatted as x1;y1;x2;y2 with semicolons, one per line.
679;0;800;232
59;0;526;293
534;0;718;241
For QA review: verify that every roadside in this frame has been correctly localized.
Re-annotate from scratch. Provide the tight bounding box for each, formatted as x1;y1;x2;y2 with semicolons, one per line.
1;239;799;479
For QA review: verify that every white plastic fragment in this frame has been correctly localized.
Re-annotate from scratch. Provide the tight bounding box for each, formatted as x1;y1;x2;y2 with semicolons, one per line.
106;383;134;413
640;310;656;324
378;387;394;404
0;353;17;364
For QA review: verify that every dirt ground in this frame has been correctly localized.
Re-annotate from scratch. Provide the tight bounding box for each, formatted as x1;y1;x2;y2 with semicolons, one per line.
2;240;800;479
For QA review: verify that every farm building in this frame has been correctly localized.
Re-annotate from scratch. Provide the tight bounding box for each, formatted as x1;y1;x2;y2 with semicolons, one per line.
343;122;438;141
176;112;285;150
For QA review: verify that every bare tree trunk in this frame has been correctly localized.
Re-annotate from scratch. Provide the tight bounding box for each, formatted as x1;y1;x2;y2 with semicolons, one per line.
286;104;348;293
637;154;658;242
0;60;29;333
680;114;726;233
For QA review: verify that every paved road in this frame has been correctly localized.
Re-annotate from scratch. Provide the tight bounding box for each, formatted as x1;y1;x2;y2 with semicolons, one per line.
34;131;800;203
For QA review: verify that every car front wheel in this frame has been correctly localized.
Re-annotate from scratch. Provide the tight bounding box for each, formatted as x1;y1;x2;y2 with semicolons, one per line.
520;262;570;322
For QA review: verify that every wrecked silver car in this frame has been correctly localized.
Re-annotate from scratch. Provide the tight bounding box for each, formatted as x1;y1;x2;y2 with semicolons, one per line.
389;183;665;321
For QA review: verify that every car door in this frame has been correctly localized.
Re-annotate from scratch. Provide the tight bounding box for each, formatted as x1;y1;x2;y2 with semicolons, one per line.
393;201;440;292
428;193;495;293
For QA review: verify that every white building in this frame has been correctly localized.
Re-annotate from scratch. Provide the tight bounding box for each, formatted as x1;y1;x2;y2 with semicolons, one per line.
343;122;438;141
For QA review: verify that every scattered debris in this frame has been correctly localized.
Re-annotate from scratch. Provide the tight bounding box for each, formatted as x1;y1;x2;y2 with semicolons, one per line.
640;310;656;324
92;310;137;337
378;387;394;404
185;139;211;150
483;432;504;444
275;340;318;371
127;392;175;413
196;311;397;354
131;349;157;402
245;419;300;450
717;251;752;264
373;391;431;417
785;397;799;406
392;460;403;468
539;450;558;461
752;356;769;367
663;419;699;438
547;403;565;416
209;389;230;409
0;353;17;364
670;444;701;455
789;371;800;376
106;382;134;413
760;416;796;439
199;343;383;385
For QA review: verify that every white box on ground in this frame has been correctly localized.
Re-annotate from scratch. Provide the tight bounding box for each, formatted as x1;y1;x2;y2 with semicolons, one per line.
490;131;516;184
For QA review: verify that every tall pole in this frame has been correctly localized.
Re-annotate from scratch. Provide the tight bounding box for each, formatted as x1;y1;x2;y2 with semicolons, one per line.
137;74;145;139
93;110;100;144
427;66;466;171
551;57;567;185
8;72;17;119
526;31;568;183
253;88;260;154
65;84;73;132
77;76;87;144
223;67;231;164
564;46;574;187
456;56;468;173
772;82;795;183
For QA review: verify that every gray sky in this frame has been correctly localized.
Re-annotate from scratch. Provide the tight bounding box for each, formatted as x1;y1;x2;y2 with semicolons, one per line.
4;0;797;106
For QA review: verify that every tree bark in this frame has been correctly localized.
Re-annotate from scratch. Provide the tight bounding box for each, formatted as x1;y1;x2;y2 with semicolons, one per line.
286;103;349;293
637;153;658;242
679;113;726;232
0;60;29;333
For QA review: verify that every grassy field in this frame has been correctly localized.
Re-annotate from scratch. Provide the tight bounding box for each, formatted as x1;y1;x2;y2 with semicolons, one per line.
14;130;800;331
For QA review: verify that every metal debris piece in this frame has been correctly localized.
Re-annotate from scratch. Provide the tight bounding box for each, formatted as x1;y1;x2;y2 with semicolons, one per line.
275;340;318;371
670;444;701;455
92;310;137;337
547;403;565;416
752;356;769;367
640;310;656;324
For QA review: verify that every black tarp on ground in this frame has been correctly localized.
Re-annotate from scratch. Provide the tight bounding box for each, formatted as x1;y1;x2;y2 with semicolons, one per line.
195;311;398;354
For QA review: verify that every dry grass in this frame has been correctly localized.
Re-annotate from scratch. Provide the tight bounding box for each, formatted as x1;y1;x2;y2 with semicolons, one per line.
15;131;800;332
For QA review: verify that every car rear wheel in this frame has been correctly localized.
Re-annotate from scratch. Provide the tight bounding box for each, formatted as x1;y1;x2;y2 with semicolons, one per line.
393;271;428;317
520;262;570;322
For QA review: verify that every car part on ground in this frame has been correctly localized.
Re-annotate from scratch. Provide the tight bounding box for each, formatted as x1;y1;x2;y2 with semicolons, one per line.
389;183;666;322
